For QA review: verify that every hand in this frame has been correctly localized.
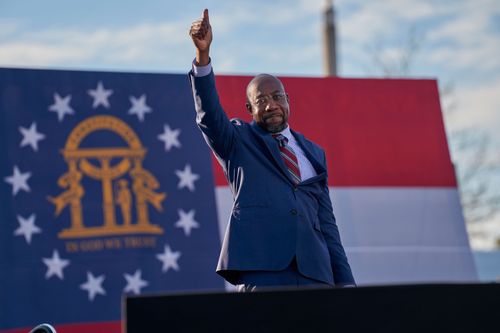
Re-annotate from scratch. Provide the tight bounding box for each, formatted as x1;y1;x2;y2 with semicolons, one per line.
189;9;212;66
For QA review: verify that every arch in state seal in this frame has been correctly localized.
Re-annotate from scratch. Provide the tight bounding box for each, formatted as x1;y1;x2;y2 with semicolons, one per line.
48;115;166;239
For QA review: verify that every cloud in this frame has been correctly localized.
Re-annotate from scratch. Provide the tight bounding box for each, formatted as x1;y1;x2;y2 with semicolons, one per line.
0;1;325;72
205;1;323;74
337;0;500;75
425;3;500;73
452;77;500;133
0;42;92;65
427;41;500;72
337;0;438;44
0;20;190;70
209;0;321;36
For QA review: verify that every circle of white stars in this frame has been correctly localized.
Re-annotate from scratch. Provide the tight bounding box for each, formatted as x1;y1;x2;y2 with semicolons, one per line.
4;77;199;304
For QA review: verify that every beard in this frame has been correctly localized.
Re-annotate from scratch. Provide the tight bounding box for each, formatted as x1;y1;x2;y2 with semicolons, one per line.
264;121;287;133
261;113;288;133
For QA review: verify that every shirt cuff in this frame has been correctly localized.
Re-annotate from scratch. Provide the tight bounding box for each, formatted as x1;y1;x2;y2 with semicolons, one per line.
192;59;212;77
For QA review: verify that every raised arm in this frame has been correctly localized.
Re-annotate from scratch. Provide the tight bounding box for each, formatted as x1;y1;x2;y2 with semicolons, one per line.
189;9;236;160
190;9;212;66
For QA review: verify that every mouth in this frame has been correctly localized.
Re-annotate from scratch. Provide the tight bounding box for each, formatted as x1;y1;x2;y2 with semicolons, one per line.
263;113;283;123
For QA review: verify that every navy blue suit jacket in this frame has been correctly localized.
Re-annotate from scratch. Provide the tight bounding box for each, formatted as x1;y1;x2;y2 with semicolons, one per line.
189;70;355;286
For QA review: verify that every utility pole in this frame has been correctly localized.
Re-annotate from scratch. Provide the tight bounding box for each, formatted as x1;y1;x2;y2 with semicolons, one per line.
322;0;337;76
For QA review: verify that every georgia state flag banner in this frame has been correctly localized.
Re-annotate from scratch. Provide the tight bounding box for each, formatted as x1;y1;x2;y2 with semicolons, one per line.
0;68;224;332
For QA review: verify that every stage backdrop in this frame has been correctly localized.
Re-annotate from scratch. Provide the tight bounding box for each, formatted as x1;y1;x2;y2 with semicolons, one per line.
0;68;476;333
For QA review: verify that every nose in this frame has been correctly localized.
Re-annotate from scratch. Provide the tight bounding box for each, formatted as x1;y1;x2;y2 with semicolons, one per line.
264;98;279;111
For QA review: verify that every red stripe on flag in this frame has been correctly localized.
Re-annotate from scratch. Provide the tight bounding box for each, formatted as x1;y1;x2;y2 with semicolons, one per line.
211;75;456;187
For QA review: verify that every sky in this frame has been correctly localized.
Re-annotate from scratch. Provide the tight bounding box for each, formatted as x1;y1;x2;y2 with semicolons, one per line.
1;0;499;249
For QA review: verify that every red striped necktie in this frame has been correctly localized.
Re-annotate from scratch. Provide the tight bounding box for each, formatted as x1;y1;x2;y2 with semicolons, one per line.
272;134;301;184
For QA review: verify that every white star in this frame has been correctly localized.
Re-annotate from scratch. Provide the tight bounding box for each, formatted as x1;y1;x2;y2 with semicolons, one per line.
4;166;31;196
48;93;74;122
158;124;181;151
175;209;200;237
128;94;152;122
80;271;106;301
19;122;46;152
175;164;200;192
88;81;113;109
42;250;70;280
156;245;181;272
123;269;149;295
14;214;41;244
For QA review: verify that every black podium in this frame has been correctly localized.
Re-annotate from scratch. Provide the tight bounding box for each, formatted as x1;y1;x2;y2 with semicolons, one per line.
125;283;500;333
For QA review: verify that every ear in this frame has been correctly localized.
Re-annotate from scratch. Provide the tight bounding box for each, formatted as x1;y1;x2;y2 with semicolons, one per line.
285;93;290;103
245;102;253;114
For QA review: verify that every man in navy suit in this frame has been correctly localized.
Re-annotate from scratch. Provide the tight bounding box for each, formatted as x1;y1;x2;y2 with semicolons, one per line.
189;9;355;291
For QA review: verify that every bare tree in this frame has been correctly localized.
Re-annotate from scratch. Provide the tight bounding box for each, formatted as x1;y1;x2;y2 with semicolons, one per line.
367;26;424;77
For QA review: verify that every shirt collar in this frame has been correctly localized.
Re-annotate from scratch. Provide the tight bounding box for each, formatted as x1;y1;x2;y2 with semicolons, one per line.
277;125;293;142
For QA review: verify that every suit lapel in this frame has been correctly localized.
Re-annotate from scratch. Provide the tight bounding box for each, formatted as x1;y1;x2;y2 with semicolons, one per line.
291;130;326;175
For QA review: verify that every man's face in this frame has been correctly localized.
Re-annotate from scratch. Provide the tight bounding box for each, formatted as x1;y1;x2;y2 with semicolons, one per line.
246;75;290;133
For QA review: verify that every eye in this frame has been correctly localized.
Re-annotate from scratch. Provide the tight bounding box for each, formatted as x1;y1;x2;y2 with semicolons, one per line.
255;97;266;105
273;93;285;101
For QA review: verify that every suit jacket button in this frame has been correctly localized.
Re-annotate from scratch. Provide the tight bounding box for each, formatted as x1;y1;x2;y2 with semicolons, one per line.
290;209;297;215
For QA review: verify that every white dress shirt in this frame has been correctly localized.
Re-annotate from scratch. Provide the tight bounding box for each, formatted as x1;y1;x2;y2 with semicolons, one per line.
192;60;212;77
276;126;317;181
